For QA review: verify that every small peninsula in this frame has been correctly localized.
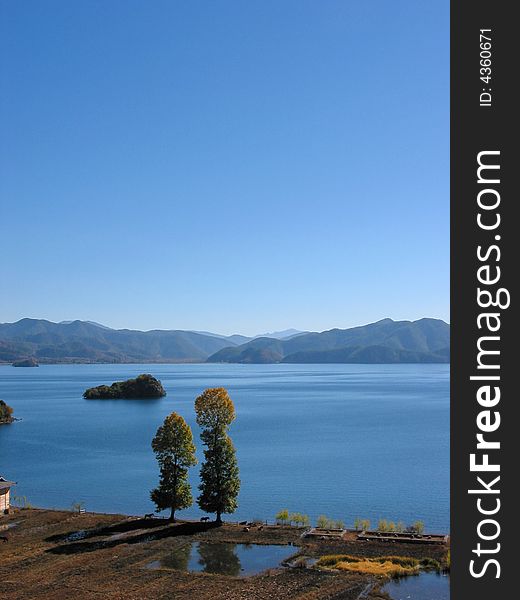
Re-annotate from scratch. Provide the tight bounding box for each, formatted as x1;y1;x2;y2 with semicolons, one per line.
12;357;39;367
0;399;15;424
83;374;166;399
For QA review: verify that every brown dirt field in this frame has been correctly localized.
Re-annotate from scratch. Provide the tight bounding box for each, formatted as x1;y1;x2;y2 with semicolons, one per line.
0;509;448;600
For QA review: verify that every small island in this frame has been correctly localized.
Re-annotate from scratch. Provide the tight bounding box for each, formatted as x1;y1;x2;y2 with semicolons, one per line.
12;357;39;367
0;400;15;424
83;374;166;399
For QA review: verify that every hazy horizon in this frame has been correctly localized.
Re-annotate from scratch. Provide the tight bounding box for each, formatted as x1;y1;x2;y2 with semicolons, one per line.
1;314;449;338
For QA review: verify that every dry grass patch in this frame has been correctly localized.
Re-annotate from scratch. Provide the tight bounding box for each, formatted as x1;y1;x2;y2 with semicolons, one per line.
316;554;420;578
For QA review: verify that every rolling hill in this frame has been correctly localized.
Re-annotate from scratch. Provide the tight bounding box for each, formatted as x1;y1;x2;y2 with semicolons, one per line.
206;318;450;364
0;319;240;363
0;318;450;364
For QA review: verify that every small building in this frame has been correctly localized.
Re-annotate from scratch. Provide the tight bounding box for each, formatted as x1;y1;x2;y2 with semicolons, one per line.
0;476;16;514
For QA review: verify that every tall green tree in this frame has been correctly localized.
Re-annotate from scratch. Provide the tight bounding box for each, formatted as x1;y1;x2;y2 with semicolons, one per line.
195;387;240;523
150;412;197;521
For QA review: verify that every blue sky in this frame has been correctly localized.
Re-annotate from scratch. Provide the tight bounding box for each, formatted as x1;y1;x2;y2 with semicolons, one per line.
0;1;449;336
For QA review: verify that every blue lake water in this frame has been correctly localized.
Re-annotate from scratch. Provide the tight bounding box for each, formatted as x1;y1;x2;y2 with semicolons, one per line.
0;363;449;531
383;572;450;599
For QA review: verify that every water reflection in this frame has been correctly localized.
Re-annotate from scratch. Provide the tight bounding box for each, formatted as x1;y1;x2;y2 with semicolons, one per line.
147;542;293;576
160;542;192;572
196;541;242;576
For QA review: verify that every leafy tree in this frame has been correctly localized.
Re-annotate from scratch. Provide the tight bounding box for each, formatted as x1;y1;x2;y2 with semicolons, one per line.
334;519;345;529
290;512;310;527
411;520;425;534
396;521;405;533
317;515;331;529
195;388;240;523
151;412;197;520
276;509;290;525
378;519;389;532
361;519;371;531
354;517;361;531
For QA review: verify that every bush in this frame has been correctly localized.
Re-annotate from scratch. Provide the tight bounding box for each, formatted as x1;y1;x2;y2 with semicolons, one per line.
316;515;331;529
420;557;442;570
360;519;371;531
378;519;389;532
411;520;425;534
275;509;289;525
12;495;33;509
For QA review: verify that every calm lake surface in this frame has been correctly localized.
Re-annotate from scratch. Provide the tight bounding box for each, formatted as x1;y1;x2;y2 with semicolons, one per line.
383;572;450;599
0;363;449;531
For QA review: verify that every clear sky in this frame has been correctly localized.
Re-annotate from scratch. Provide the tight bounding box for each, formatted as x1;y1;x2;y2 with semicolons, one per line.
0;1;449;336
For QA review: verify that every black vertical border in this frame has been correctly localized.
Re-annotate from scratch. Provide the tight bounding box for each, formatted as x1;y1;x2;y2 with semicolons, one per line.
451;1;516;597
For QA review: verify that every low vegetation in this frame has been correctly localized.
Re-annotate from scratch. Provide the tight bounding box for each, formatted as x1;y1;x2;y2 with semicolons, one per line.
316;552;444;578
353;518;371;531
275;510;310;527
83;374;166;399
316;515;344;529
373;518;426;533
11;494;33;509
317;554;421;578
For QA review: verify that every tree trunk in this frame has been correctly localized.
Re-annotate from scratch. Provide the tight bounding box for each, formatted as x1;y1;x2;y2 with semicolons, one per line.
170;506;176;521
216;510;222;524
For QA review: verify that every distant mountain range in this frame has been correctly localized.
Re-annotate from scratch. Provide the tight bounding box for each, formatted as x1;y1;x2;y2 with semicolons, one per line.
0;318;449;364
206;318;450;364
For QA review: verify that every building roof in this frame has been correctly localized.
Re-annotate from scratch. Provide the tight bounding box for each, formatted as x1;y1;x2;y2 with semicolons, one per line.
0;476;16;490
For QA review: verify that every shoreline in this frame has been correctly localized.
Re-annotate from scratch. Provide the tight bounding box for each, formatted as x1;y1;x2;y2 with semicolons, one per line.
1;507;449;600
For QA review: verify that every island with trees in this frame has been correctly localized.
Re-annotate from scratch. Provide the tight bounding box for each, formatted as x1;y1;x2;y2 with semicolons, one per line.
0;399;15;424
83;374;166;399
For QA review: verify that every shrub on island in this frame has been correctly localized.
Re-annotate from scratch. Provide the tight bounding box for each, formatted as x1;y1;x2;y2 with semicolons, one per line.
0;399;15;424
83;374;166;399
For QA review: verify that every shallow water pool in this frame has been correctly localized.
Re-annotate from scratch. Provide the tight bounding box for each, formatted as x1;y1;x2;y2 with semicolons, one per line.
382;571;450;599
147;541;294;576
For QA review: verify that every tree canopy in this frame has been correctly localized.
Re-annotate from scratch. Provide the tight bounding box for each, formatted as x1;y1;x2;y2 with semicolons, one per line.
195;387;235;430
